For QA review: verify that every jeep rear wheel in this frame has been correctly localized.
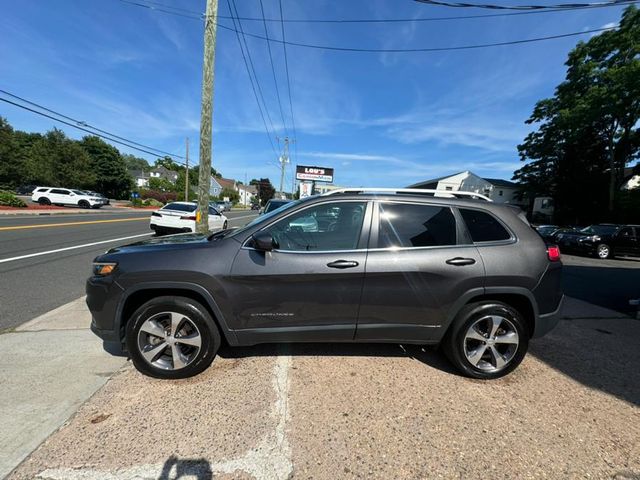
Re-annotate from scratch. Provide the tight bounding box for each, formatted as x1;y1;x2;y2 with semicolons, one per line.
126;296;221;379
443;301;528;379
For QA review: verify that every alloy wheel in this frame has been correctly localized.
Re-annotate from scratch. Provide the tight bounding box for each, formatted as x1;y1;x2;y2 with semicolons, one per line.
137;311;202;370
463;315;519;372
597;244;610;259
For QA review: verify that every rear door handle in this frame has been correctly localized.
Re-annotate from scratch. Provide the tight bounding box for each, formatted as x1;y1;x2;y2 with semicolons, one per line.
446;257;476;266
327;260;359;269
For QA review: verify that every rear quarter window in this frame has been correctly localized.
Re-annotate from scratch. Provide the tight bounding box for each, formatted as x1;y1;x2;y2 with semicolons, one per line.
460;208;511;243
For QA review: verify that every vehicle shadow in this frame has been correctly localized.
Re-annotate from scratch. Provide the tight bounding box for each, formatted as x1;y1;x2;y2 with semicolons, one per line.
563;264;640;314
219;321;640;406
218;342;462;376
528;316;640;406
158;455;213;479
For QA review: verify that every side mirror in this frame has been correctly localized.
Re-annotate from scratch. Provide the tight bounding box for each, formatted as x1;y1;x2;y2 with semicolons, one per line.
252;231;274;251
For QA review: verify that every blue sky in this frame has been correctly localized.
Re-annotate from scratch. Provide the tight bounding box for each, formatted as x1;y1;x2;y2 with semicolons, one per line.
0;0;629;190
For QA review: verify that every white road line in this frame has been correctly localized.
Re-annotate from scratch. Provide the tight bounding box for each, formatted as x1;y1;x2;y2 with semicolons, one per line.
228;214;258;221
0;233;152;264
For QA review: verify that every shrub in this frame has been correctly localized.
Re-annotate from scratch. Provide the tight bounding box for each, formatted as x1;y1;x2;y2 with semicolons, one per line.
140;189;177;204
143;198;163;207
0;190;27;208
131;198;143;207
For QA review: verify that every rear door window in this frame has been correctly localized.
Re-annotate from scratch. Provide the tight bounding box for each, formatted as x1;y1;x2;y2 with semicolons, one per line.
50;189;69;195
377;203;457;248
460;208;511;243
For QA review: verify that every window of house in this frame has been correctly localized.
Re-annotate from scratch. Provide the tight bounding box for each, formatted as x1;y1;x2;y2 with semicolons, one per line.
460;209;511;242
266;202;366;251
378;203;457;248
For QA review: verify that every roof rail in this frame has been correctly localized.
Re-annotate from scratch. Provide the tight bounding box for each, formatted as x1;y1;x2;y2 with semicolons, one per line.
322;188;492;202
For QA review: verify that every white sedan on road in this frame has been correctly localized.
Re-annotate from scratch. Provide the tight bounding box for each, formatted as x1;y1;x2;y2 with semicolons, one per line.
149;201;228;235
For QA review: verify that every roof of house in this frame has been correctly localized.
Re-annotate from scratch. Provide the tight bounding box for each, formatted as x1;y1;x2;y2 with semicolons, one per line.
408;171;519;189
217;177;236;190
484;178;518;188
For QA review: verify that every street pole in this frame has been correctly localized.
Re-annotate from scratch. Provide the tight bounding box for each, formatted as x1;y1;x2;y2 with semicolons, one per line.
279;137;289;198
185;137;189;201
196;0;219;233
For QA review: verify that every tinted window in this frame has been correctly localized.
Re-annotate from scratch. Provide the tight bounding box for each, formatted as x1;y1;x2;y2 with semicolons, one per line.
72;190;86;195
581;225;619;236
266;202;366;251
265;200;290;213
36;188;48;192
378;203;456;248
618;227;634;237
460;209;511;242
162;203;197;213
50;189;69;195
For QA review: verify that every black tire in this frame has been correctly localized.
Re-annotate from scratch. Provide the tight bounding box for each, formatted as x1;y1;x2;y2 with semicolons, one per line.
126;296;221;379
595;243;612;259
78;200;90;209
38;197;51;206
442;301;529;380
223;221;228;230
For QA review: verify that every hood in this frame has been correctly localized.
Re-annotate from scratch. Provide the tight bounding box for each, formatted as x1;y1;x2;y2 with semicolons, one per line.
105;233;209;254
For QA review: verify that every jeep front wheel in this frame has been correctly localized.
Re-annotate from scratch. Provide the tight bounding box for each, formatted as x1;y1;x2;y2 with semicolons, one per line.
443;301;528;379
126;296;221;379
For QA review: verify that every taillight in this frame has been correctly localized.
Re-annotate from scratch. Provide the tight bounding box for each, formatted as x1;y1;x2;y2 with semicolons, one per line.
180;215;197;220
547;245;561;262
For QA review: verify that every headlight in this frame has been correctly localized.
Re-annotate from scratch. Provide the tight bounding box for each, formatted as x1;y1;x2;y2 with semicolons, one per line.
93;262;117;276
591;235;601;242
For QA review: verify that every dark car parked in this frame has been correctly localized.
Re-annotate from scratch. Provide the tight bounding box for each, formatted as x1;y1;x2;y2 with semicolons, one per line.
87;189;563;380
15;184;37;195
535;225;578;244
555;224;640;259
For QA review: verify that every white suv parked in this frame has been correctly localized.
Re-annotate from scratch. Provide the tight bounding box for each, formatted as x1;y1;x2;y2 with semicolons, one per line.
31;187;106;209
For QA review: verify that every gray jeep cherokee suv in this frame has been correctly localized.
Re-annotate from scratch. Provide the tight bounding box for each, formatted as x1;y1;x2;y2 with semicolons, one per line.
87;189;563;380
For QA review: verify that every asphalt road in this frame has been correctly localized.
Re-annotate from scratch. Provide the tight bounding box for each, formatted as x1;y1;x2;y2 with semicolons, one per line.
0;210;257;331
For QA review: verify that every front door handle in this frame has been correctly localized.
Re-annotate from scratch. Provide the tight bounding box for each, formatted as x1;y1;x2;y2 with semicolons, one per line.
446;257;476;266
327;260;359;269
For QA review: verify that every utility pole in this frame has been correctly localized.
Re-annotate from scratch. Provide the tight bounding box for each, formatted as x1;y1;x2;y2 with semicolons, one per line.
196;0;219;234
279;137;289;199
184;137;189;201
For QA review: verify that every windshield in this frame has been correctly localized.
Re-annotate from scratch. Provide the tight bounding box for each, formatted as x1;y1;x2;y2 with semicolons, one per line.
72;190;86;195
537;227;557;235
581;225;618;235
229;198;305;238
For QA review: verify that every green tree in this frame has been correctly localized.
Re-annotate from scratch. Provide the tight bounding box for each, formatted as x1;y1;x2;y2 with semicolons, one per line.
220;187;240;204
515;5;640;222
80;136;132;199
0;117;21;189
251;178;275;206
148;176;176;192
123;154;150;172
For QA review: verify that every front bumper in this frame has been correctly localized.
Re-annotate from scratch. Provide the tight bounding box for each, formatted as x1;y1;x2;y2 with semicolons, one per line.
86;276;124;345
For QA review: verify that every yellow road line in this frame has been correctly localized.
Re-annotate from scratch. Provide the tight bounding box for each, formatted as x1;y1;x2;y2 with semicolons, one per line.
0;217;149;231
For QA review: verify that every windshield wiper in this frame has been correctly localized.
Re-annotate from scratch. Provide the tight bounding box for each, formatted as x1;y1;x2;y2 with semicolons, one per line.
207;227;237;241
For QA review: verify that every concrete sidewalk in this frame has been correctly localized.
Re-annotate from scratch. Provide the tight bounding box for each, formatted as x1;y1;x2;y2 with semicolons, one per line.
0;298;127;479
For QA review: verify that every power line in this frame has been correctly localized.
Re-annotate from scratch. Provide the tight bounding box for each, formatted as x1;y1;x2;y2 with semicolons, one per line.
224;0;278;157
279;0;298;164
114;0;623;53
0;89;184;159
229;0;278;137
117;0;637;23
118;0;202;20
0;97;187;164
214;24;618;53
415;0;633;10
259;0;289;136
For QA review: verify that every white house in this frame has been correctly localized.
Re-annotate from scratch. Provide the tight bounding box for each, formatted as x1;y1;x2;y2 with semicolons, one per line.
237;184;257;206
408;171;525;206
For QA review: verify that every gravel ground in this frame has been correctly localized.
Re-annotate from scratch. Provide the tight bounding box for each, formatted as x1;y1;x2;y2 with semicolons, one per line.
8;314;639;480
